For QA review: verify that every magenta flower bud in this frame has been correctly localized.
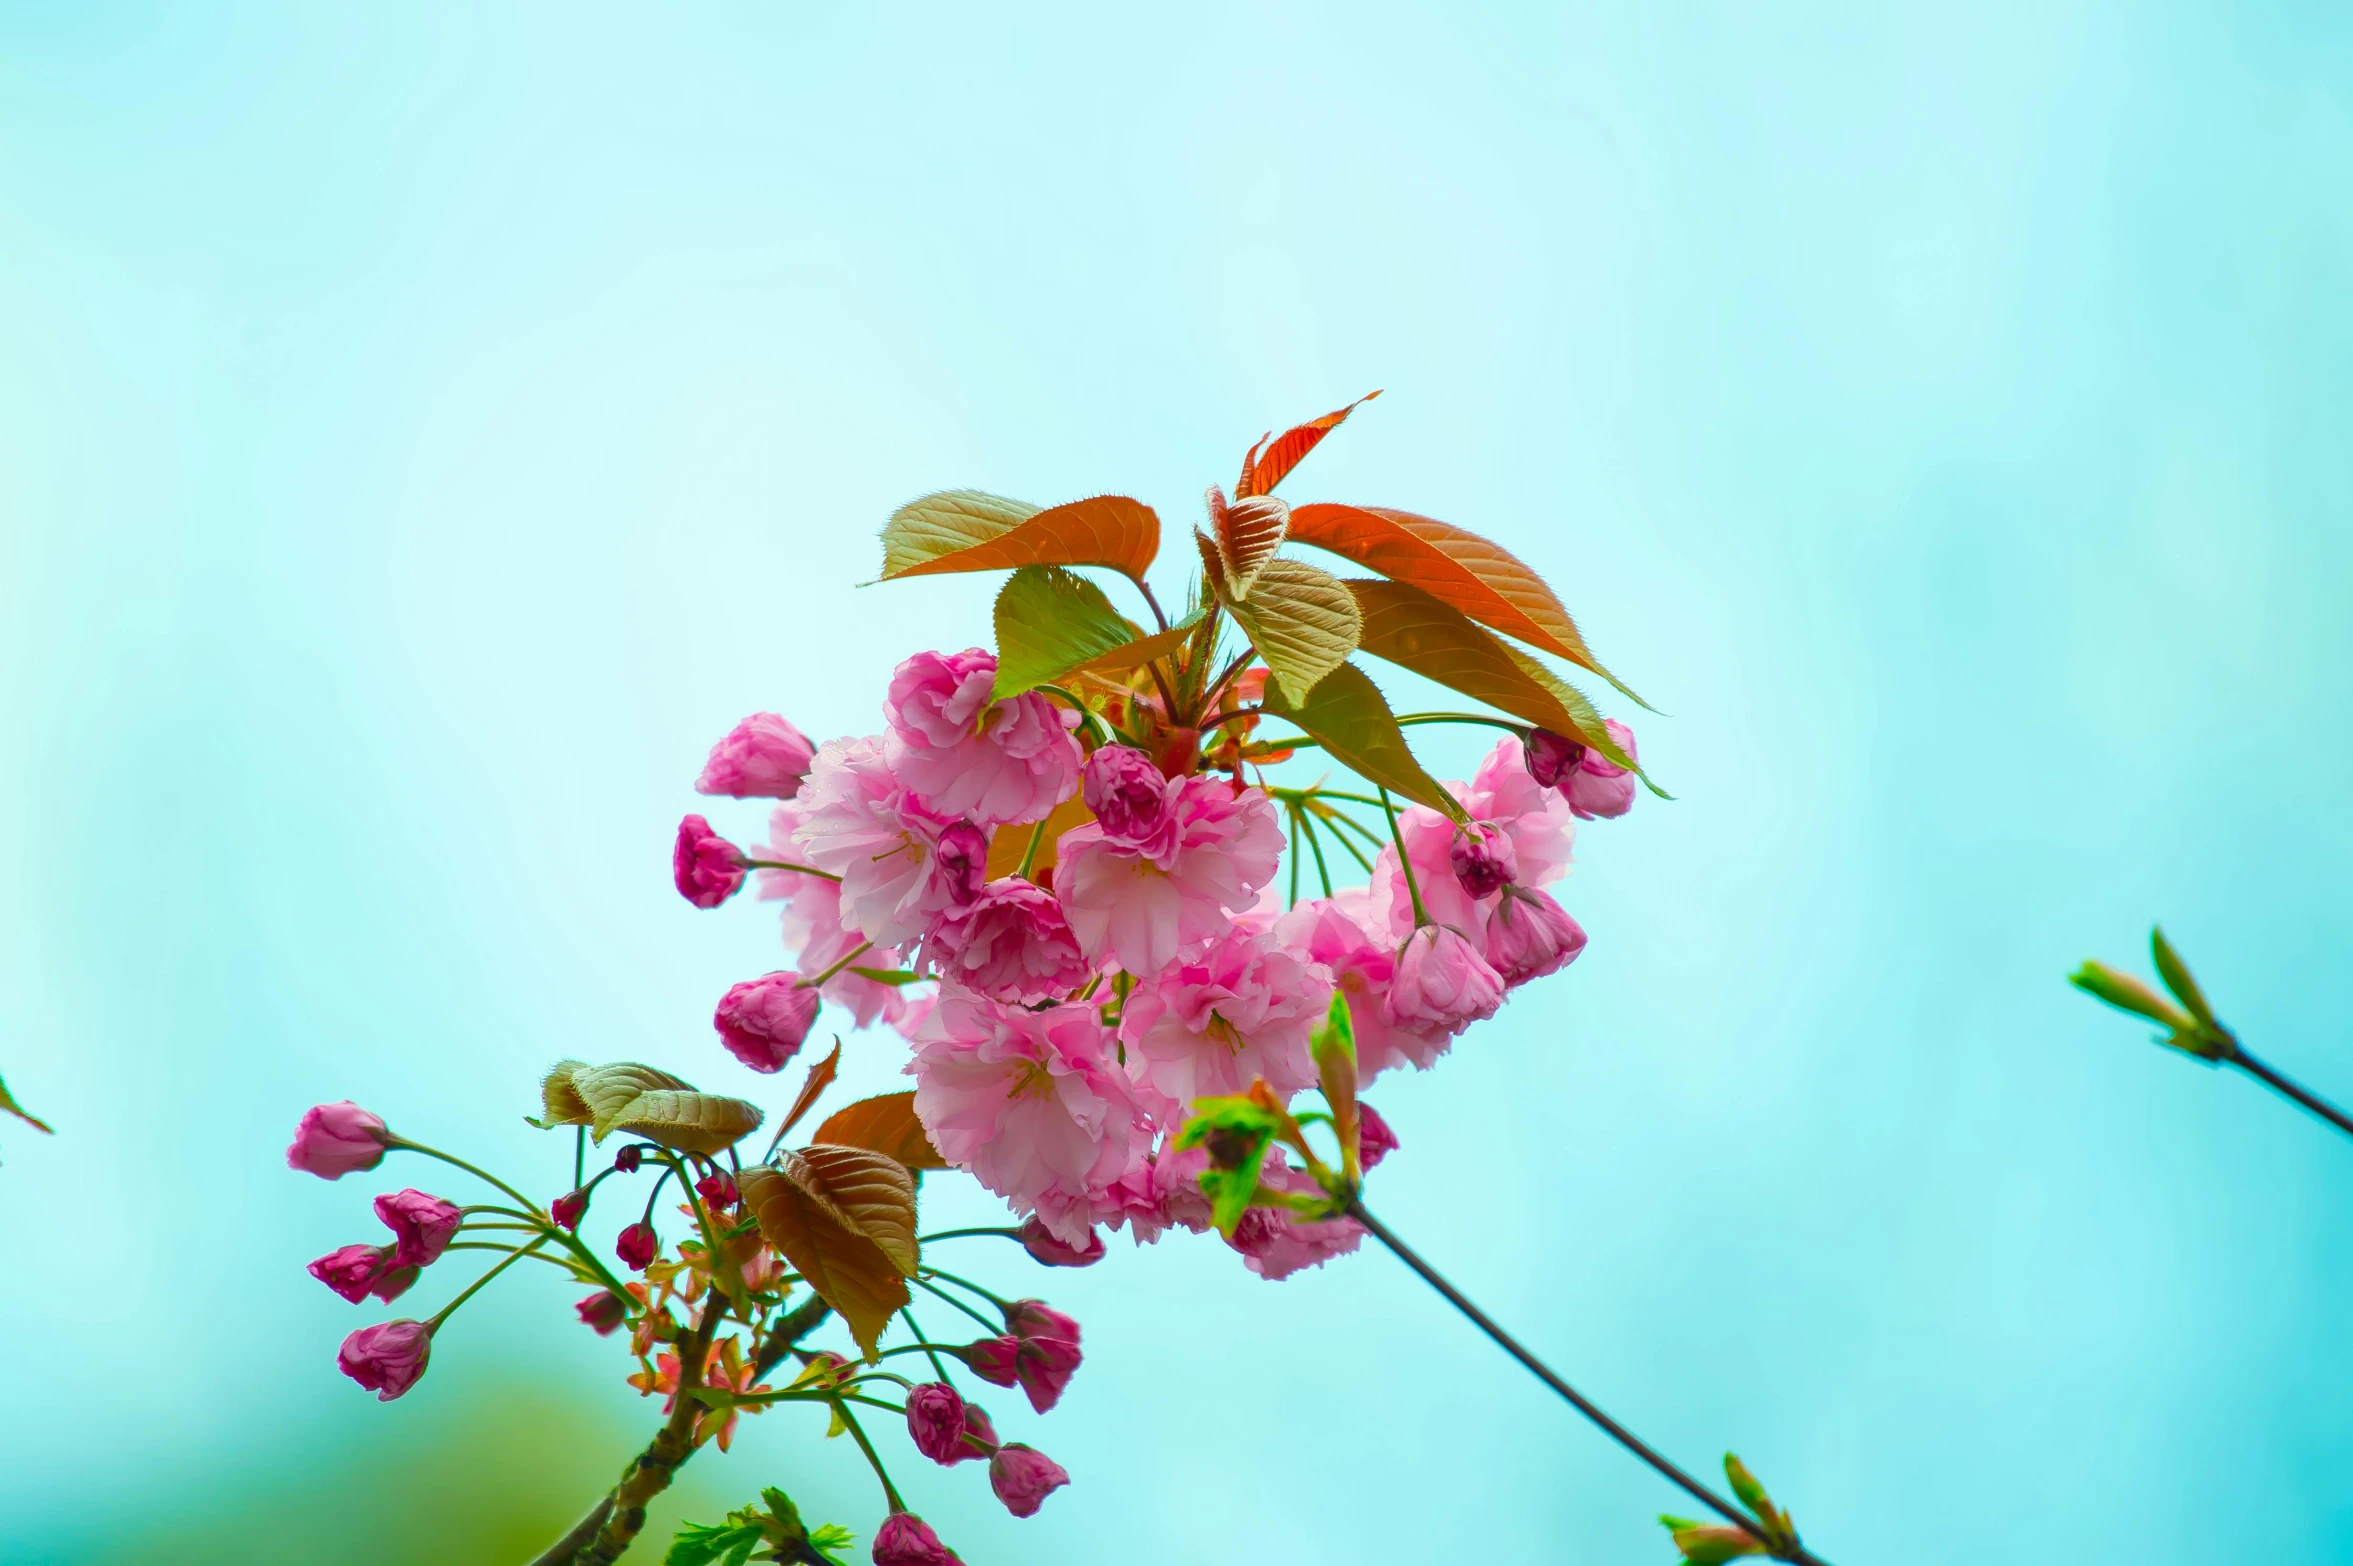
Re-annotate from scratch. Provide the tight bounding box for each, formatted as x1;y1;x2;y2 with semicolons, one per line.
336;1319;432;1401
906;1382;985;1465
374;1189;462;1269
872;1512;961;1566
987;1443;1071;1518
285;1101;390;1180
1357;1100;1399;1170
370;1263;419;1303
1485;886;1588;985
958;1300;1084;1413
1018;1216;1106;1268
1564;720;1639;820
1389;925;1505;1032
713;972;820;1073
1447;825;1518;899
616;1222;659;1271
1523;728;1586;789
1080;744;1170;841
308;1243;389;1304
672;814;748;909
550;1189;589;1232
695;712;816;800
933;819;990;906
575;1290;627;1335
695;1171;739;1212
613;1144;644;1173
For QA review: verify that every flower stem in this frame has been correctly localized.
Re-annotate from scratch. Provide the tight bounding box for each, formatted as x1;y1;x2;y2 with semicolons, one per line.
1346;1199;1832;1566
918;1265;1011;1310
834;1401;906;1513
2228;1045;2353;1140
916;1226;1025;1244
911;1274;1003;1335
426;1236;549;1331
899;1308;955;1384
799;939;877;990
388;1137;543;1218
741;859;842;881
1377;788;1429;928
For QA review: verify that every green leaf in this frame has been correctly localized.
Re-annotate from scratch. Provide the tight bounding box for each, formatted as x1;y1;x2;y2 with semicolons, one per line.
1065;609;1204;681
878;490;1041;579
1258;660;1466;823
1217;555;1362;705
2149;927;2218;1028
808;1523;856;1566
992;565;1139;699
0;1071;52;1135
1173;1095;1282;1236
2068;962;2192;1031
664;1521;764;1566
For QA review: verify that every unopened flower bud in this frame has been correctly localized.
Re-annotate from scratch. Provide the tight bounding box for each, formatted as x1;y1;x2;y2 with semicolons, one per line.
695;712;816;800
1484;887;1587;986
1081;745;1170;841
1357;1100;1399;1170
1389;925;1505;1032
1018;1216;1106;1267
285;1101;390;1180
550;1189;589;1231
613;1145;644;1174
337;1319;432;1401
906;1382;988;1465
575;1290;627;1335
958;1300;1083;1413
696;1171;739;1212
714;972;820;1073
308;1243;389;1304
987;1443;1071;1518
672;814;748;909
1564;720;1638;820
1523;728;1586;789
871;1511;960;1566
374;1189;461;1269
1448;825;1518;899
616;1222;659;1271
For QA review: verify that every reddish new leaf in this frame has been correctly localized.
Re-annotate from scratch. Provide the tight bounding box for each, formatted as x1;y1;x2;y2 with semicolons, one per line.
1286;503;1649;708
881;492;1160;585
1207;486;1291;598
1237;390;1382;498
812;1091;949;1171
777;1039;842;1143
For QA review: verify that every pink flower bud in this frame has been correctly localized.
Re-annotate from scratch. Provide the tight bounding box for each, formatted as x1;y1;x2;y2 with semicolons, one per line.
988;1443;1072;1518
613;1145;644;1173
672;814;748;909
906;1382;991;1465
575;1290;627;1335
285;1101;389;1180
550;1189;589;1231
1081;744;1170;841
1388;925;1504;1032
714;972;820;1073
1018;1216;1106;1268
933;819;990;906
370;1263;419;1303
695;712;816;800
959;1299;1084;1413
1485;886;1587;985
374;1189;462;1268
1522;728;1586;789
1357;1100;1399;1170
1448;825;1518;899
308;1243;389;1304
695;1171;739;1212
336;1319;432;1401
872;1512;961;1566
1563;721;1638;821
616;1222;659;1271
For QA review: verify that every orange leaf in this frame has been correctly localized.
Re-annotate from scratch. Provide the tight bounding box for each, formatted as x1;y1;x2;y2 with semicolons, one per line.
881;493;1160;585
1286;502;1649;708
1237;390;1381;498
1207;486;1290;598
777;1040;841;1143
739;1146;917;1360
812;1091;948;1171
985;792;1095;884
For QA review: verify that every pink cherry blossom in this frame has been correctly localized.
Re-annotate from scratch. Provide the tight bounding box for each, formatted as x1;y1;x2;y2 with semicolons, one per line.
616;1222;659;1271
337;1319;431;1401
1107;1137;1214;1245
694;712;816;799
286;1101;390;1179
1370;737;1578;945
672;814;748;909
1119;925;1331;1115
374;1189;461;1268
1449;824;1518;898
908;993;1149;1247
1484;886;1587;986
1271;892;1452;1080
713;971;820;1072
758;804;914;1030
873;1512;961;1566
988;1444;1071;1517
918;879;1090;1003
1358;1100;1399;1168
576;1291;627;1335
308;1244;390;1304
1225;1151;1362;1280
885;648;1084;826
1388;925;1504;1034
1053;774;1283;979
1564;719;1639;820
793;737;982;948
1523;727;1585;789
1080;744;1176;849
906;1382;989;1465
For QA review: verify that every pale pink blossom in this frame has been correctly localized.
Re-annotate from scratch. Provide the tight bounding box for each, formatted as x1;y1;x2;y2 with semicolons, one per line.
885;649;1083;826
908;994;1149;1247
337;1319;432;1401
1120;925;1331;1115
918;880;1089;1004
792;736;981;948
694;712;816;799
1226;1151;1362;1281
713;972;820;1072
286;1101;390;1179
1053;775;1283;980
1371;736;1577;942
1110;1138;1213;1245
1564;719;1639;820
757;804;912;1030
1272;891;1452;1080
672;814;747;909
1484;886;1587;986
1389;925;1504;1034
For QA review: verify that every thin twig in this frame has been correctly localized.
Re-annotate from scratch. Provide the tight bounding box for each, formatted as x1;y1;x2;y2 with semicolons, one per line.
2230;1046;2353;1140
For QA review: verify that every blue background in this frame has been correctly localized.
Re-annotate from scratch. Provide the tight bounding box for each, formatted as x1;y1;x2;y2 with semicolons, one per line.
4;3;2351;1561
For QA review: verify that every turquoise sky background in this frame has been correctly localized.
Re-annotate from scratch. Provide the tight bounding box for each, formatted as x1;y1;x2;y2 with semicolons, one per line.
5;3;2352;1561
